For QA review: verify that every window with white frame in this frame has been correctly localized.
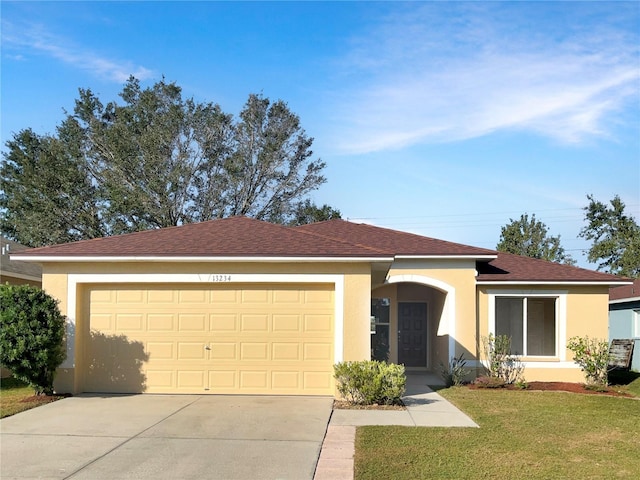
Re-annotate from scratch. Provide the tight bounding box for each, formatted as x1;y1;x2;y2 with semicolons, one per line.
495;296;557;356
634;310;640;339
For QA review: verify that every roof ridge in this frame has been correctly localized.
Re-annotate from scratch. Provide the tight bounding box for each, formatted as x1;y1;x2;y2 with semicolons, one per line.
291;220;389;255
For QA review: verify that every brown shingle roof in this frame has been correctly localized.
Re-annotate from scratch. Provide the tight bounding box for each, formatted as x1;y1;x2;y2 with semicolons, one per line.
295;220;496;257
477;251;629;283
13;217;385;258
12;217;628;284
610;278;640;301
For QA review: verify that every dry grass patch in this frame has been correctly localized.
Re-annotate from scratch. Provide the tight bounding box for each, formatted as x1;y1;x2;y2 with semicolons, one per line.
355;387;640;479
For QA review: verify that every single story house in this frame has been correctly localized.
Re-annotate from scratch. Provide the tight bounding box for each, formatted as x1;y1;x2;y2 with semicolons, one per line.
609;278;640;372
13;217;629;396
1;236;42;287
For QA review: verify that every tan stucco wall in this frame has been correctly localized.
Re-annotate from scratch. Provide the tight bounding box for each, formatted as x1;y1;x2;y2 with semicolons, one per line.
477;285;611;383
41;261;374;394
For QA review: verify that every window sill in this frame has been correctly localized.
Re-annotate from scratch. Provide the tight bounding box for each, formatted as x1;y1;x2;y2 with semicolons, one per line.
521;356;560;363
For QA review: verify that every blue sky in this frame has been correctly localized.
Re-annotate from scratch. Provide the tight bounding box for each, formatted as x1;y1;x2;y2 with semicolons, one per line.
2;1;639;268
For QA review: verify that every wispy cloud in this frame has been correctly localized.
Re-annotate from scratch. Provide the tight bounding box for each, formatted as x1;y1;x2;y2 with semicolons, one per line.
327;3;640;154
1;20;153;83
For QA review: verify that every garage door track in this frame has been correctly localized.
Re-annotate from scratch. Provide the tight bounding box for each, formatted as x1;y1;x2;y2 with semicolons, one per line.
1;394;334;480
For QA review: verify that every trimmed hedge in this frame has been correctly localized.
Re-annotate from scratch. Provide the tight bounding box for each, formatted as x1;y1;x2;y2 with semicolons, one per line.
0;284;66;395
333;360;406;405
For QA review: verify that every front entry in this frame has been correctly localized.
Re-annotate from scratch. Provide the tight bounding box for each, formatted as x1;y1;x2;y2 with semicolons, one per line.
398;302;427;367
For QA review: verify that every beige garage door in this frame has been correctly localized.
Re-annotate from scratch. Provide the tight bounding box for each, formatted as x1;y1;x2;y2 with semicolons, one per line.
84;283;335;395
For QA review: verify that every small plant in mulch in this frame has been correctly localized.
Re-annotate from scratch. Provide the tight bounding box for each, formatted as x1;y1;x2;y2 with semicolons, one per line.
439;353;470;387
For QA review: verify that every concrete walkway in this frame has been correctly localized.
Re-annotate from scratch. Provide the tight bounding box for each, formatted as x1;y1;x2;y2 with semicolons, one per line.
314;373;478;480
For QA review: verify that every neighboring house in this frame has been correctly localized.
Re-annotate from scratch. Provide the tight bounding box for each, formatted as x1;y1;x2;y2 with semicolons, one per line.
609;278;640;372
1;236;43;379
12;217;629;396
1;236;42;287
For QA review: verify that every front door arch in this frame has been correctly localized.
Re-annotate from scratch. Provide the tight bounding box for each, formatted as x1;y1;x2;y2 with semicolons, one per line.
386;274;456;363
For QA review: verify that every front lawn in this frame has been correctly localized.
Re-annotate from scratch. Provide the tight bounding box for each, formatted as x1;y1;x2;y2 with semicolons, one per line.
0;377;64;418
355;386;640;479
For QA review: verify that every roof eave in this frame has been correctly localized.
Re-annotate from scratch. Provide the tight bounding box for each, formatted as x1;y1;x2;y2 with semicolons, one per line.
609;296;640;304
477;280;632;286
11;255;395;263
396;254;497;260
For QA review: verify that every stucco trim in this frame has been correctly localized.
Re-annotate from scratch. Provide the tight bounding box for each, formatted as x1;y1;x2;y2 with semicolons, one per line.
470;360;580;369
386;274;456;362
63;273;345;369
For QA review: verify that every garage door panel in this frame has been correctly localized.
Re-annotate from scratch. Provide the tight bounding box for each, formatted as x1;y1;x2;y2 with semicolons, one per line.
210;342;237;360
209;370;237;389
177;342;207;360
273;314;301;332
272;343;301;361
177;370;206;388
85;283;335;395
241;289;270;303
90;313;112;330
240;371;268;389
240;314;269;331
116;289;145;304
210;314;237;331
240;343;269;360
147;314;175;331
273;289;302;303
146;342;174;360
304;314;332;332
145;370;174;390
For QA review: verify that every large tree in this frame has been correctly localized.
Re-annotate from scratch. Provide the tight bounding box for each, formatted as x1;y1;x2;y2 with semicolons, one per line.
288;199;341;226
497;213;576;265
1;77;331;246
579;194;639;278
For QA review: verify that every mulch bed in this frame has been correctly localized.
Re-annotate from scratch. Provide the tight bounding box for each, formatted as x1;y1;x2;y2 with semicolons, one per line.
20;394;69;405
468;381;633;397
333;400;406;410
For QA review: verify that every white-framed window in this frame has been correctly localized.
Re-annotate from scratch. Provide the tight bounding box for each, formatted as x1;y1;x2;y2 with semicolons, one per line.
489;291;567;358
634;310;640;339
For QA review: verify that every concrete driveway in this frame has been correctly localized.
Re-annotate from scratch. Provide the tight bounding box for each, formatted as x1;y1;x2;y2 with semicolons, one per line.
0;394;334;480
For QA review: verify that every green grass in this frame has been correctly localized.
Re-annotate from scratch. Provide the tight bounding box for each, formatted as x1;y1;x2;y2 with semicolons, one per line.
355;387;640;479
0;377;63;418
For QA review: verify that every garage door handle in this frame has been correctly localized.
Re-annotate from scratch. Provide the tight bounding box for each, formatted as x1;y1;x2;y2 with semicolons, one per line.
204;346;211;350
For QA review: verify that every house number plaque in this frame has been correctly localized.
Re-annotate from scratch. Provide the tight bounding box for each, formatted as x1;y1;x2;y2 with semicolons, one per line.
210;274;232;282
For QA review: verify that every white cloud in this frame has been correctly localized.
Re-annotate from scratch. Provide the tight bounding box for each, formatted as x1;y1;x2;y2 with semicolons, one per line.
2;20;154;83
328;4;640;154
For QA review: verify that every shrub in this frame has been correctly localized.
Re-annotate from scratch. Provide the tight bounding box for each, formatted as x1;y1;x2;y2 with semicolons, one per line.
333;360;406;405
567;336;611;387
474;375;506;388
480;334;525;385
0;284;66;395
439;353;470;387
